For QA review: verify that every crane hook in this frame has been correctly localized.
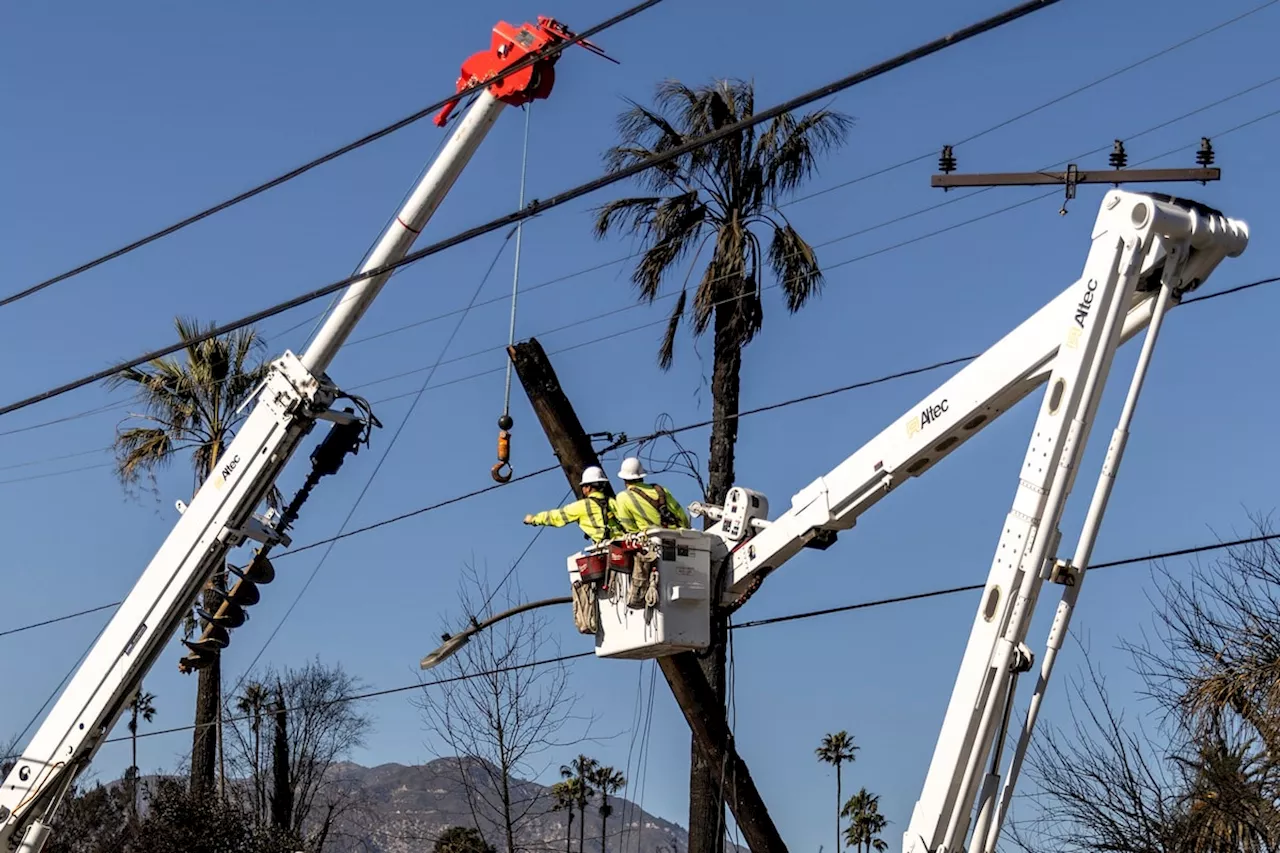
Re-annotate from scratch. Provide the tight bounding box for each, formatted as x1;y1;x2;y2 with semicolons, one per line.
491;414;514;483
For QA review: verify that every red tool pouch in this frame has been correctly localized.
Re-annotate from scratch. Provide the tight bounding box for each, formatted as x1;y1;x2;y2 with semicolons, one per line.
575;552;608;584
608;542;638;573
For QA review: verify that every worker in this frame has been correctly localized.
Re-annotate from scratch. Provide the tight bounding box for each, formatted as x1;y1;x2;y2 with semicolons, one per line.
613;457;691;533
523;465;623;544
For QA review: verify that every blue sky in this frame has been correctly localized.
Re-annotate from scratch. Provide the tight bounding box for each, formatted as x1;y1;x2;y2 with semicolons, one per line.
2;0;1279;849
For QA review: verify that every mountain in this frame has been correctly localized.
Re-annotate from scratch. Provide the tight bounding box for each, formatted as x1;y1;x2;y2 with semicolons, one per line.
322;758;713;853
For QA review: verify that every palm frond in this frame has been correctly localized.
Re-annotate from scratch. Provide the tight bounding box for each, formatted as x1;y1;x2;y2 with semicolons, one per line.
761;108;854;202
658;289;688;371
113;426;175;486
768;221;824;312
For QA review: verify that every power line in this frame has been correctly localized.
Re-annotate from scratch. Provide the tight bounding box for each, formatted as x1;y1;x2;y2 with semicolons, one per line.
10;69;1275;450
730;532;1280;630
779;0;1280;209
0;0;667;310
222;227;520;701
8;269;1273;643
38;529;1276;754
0;0;1064;421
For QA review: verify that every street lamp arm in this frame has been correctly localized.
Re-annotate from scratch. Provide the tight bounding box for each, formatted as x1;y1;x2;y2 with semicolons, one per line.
420;595;573;670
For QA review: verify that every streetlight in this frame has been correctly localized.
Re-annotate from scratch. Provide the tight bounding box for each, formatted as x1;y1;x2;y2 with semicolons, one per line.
419;595;573;670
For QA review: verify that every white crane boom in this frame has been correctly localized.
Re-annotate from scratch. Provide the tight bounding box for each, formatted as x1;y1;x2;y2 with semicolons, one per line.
0;17;598;850
574;189;1249;853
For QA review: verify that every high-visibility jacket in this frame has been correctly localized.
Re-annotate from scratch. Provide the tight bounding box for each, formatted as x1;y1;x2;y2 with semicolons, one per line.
527;493;624;543
615;482;691;533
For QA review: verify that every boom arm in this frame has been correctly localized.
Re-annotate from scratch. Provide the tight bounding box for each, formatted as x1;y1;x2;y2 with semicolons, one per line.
0;18;589;851
697;190;1248;852
712;192;1248;597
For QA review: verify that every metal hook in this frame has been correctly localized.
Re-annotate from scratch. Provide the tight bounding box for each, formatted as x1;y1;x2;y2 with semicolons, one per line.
491;424;513;483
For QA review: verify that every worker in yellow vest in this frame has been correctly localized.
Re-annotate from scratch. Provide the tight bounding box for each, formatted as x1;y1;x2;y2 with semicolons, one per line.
523;466;623;544
613;457;691;533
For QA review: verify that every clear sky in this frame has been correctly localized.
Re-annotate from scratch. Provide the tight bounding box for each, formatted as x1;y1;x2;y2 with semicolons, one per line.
3;0;1279;849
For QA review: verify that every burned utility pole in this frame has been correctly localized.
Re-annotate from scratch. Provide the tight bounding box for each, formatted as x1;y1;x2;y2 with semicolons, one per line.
507;337;788;853
933;137;1220;213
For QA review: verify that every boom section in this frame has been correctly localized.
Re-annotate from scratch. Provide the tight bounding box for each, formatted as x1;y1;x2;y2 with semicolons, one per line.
723;191;1247;597
0;353;332;847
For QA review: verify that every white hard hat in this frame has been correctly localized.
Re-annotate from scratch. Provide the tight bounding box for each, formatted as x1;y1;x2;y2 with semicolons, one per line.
618;457;646;481
580;465;609;486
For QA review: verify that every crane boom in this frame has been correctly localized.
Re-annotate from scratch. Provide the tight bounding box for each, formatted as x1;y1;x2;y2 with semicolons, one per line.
0;18;592;851
575;189;1249;852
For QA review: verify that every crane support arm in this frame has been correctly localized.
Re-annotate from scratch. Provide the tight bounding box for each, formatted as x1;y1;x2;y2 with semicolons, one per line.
719;192;1249;599
0;17;593;850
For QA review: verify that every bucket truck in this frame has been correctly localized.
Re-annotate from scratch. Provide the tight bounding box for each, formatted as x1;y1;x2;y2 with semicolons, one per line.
0;16;608;851
567;189;1250;851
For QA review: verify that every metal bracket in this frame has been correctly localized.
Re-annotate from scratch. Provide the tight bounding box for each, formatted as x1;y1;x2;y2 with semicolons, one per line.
228;510;293;548
1048;558;1080;587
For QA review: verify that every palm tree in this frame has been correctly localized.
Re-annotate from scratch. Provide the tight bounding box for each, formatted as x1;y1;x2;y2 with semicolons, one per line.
560;754;598;853
126;688;156;817
1171;732;1280;852
592;78;852;851
105;315;277;797
591;764;627;853
236;682;270;825
841;788;888;853
551;779;578;853
816;731;859;851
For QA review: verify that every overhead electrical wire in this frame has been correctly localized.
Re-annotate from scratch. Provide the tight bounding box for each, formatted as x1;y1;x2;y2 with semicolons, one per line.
0;0;668;310
6;69;1275;449
4;267;1276;643
4;0;1272;783
0;0;1066;421
131;0;1277;359
19;528;1271;759
220;224;522;706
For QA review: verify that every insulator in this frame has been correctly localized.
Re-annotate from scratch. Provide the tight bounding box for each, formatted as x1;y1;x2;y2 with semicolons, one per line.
1196;137;1214;167
938;145;956;174
1109;139;1127;170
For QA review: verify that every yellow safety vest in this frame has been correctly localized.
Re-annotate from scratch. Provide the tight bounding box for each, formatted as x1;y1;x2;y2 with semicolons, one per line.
615;483;691;533
528;493;623;543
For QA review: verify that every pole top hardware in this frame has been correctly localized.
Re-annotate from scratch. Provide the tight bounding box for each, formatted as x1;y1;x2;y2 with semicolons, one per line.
434;16;617;127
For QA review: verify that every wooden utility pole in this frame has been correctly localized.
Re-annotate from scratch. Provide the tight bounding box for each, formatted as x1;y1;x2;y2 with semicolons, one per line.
507;337;787;853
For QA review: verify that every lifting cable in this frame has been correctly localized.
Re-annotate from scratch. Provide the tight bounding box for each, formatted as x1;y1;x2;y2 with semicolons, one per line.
492;103;533;483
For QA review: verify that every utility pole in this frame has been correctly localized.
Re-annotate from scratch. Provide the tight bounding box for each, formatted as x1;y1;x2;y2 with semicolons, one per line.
506;337;788;853
932;137;1221;213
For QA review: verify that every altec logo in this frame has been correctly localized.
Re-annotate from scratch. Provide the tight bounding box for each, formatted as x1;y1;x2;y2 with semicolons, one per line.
1074;279;1099;328
921;398;949;427
906;399;949;437
220;455;241;481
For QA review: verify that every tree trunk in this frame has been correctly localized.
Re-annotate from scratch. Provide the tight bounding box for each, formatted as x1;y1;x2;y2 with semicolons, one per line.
130;707;139;819
270;686;293;831
190;654;220;795
835;766;842;853
253;712;262;825
601;800;609;853
566;810;574;853
578;802;586;853
191;441;223;797
689;305;742;853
